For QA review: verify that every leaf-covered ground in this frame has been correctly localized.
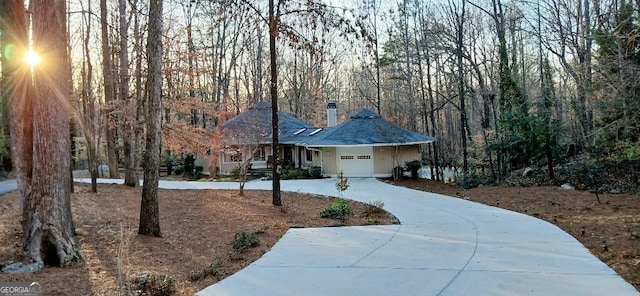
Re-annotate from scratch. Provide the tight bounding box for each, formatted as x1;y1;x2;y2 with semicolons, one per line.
0;183;393;295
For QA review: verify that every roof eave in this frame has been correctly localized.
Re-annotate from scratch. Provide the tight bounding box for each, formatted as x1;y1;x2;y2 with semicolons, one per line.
304;140;435;148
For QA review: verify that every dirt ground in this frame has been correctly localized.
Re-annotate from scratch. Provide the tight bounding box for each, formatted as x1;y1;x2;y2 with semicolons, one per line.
1;178;639;295
0;182;393;295
392;178;640;292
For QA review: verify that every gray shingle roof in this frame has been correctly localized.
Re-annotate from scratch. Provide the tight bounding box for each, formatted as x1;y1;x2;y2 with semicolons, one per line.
223;103;435;147
299;109;435;147
221;102;318;144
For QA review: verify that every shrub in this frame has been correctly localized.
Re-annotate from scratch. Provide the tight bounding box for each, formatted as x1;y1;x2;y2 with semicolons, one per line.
183;154;196;177
308;166;322;178
365;200;385;215
281;168;305;180
230;167;241;179
194;165;204;177
363;200;385;225
189;260;219;282
320;199;354;222
133;272;176;296
231;230;260;252
335;170;349;197
173;166;184;175
405;160;422;180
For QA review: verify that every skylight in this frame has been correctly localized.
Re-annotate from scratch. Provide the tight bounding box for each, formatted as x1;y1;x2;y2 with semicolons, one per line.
293;128;307;135
310;128;323;136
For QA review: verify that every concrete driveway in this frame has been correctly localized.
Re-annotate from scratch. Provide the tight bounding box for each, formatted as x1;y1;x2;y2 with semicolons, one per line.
0;179;17;195
80;177;639;295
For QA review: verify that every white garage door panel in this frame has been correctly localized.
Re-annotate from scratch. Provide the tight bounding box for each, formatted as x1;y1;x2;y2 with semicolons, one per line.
337;147;373;177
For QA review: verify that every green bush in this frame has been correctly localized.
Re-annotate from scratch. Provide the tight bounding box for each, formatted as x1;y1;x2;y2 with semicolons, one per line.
133;272;176;296
230;167;241;179
194;165;204;176
307;166;322;178
173;166;184;175
405;160;422;179
281;168;305;180
189;260;219;282
183;154;196;177
231;230;260;252
320;199;354;222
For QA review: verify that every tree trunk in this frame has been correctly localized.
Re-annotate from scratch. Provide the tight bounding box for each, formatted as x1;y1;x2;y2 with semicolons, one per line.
0;1;15;173
82;0;98;192
456;0;469;188
119;0;136;187
100;0;120;179
14;0;83;267
7;0;33;226
139;0;163;237
132;0;144;192
269;0;282;206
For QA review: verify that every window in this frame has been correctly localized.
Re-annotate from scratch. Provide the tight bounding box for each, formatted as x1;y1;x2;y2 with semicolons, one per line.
310;128;323;136
293;128;307;135
306;149;313;162
340;155;354;160
357;155;371;160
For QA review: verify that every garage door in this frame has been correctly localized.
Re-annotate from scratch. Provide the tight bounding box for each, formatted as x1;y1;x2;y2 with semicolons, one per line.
337;146;373;177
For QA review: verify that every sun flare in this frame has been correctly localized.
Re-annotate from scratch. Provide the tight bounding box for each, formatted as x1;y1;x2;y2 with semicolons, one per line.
25;49;41;66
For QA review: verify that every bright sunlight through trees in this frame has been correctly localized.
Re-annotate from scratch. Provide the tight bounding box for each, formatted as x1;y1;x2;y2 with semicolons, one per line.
24;49;41;66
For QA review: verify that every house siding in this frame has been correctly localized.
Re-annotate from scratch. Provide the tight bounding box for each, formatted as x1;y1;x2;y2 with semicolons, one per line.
373;145;421;177
195;154;212;175
218;152;235;175
319;147;337;176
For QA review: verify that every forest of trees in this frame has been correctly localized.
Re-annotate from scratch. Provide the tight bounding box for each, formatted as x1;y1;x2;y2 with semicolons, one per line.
0;0;639;266
2;0;639;187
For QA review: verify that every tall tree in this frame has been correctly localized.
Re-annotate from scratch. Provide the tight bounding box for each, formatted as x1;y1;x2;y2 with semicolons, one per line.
100;0;120;178
139;0;163;237
356;0;383;114
269;0;282;206
545;0;594;146
10;0;83;268
120;0;137;186
453;0;470;187
0;2;15;172
592;0;640;161
80;0;99;192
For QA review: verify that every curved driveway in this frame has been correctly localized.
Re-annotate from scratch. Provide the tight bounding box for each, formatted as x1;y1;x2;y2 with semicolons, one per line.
78;178;637;295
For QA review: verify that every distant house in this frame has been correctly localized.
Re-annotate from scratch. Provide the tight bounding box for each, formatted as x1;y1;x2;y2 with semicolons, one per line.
216;101;435;178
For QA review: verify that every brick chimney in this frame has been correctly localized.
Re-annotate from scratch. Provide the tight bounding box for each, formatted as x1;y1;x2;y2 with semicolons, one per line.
327;102;337;127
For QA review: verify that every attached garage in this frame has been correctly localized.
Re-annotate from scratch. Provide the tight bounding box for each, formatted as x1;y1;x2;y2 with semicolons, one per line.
300;108;435;178
336;146;374;177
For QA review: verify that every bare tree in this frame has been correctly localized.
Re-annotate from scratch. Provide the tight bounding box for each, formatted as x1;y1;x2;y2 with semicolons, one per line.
269;0;282;206
100;0;120;178
221;117;269;196
139;0;163;237
120;0;137;187
80;0;100;192
453;0;470;187
0;1;15;172
544;0;594;146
